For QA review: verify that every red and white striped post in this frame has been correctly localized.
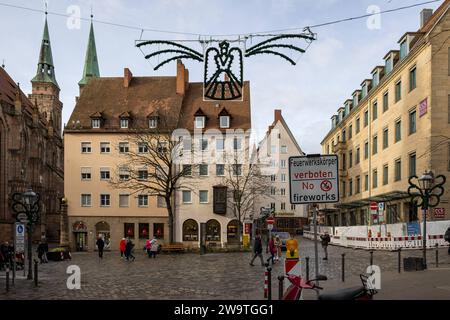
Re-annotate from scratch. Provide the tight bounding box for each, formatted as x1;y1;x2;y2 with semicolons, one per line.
264;269;268;298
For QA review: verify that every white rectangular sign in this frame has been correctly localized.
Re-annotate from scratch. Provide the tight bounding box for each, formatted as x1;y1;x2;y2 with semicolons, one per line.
289;155;339;204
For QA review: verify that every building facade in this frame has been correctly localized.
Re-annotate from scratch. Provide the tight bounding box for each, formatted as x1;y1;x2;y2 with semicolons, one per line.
0;15;64;243
320;3;450;227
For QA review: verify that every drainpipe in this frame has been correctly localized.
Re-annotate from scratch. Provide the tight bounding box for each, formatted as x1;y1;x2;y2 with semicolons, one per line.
368;97;372;234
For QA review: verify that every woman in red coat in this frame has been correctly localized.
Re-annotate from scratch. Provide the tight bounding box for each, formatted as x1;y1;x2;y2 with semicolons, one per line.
267;236;276;265
119;238;126;258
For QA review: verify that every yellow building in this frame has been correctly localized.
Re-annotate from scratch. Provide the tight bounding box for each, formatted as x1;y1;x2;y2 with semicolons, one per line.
320;3;450;227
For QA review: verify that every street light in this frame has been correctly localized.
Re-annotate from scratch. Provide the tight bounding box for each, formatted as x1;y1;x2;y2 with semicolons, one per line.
408;171;445;269
11;188;40;280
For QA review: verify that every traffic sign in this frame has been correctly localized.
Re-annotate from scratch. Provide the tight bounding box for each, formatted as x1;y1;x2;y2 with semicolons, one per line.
15;222;25;253
289;155;339;204
370;202;378;211
266;217;275;225
378;202;385;211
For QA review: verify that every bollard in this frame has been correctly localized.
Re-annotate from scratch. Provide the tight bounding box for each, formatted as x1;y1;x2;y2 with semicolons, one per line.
341;253;345;282
370;250;374;266
264;266;269;298
305;257;310;281
435;244;439;268
5;267;9;292
34;259;38;287
267;266;272;301
278;275;285;300
398;248;401;273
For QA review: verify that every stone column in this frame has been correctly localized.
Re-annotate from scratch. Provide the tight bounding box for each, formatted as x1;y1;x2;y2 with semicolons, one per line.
59;198;69;248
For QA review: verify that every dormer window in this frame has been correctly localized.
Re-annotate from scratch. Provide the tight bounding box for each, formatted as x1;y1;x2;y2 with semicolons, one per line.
92;118;101;128
195;116;205;129
119;111;131;129
149;118;158;128
120;119;129;128
400;39;408;60
372;71;379;87
219;116;230;128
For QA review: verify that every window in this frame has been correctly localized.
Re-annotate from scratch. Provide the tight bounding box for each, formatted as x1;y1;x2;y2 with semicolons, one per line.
356;118;360;134
373;135;378;155
232;164;242;176
199;138;208;151
157;196;166;208
100;168;110;180
199;164;208;176
182;190;192;203
120;118;129;128
395;159;402;181
349;151;353;168
409;109;417;134
280;188;286;196
119;194;129;207
395;80;402;102
349;124;353;139
373;169;378;188
372;101;378;121
271;175;276;182
400;40;408;59
138;143;148;153
364;110;368;127
153;223;164;239
183;219;199;241
157;141;168;154
81;142;92;153
342;181;346;198
355;147;360;164
395;120;401;142
138;195;148;207
138;169;148;180
139;223;150;239
342;154;346;170
409;153;416;177
219;116;230;128
356;176;361;194
409;67;416;91
183;164;192;176
270;187;276;195
364;141;369;160
364;174;369;191
349;179;353;196
281;173;286;182
81;167;91;180
383;165;389;185
271;145;277;154
100;194;110;207
383;128;389;149
124;223;135;238
91;119;100;128
195;116;205;129
281;203;286;210
233;137;242;150
81;194;91;207
281;146;288;154
148;118;158;128
291;204;296;210
206;220;220;241
216;164;224;176
100;142;110;153
280;160;286;168
119;142;129;153
383;91;389;112
119;167;130;181
270;203;275;210
216;138;225;151
199;190;209;203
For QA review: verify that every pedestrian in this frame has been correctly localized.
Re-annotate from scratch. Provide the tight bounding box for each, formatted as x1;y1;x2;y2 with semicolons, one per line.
0;242;9;270
96;235;105;259
125;238;135;261
274;235;282;261
120;238;126;258
37;242;46;264
145;239;152;258
445;226;450;255
320;231;331;260
267;235;276;265
249;234;265;266
149;236;158;258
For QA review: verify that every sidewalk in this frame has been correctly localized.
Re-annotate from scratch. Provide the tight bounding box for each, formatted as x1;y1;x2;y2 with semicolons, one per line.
302;267;450;300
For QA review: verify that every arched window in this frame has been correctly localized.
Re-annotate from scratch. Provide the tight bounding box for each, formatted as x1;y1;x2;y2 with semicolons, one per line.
227;220;242;244
206;219;221;241
183;219;199;241
95;221;111;249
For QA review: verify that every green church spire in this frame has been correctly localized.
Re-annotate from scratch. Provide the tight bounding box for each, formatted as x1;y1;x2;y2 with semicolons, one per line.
79;18;100;86
31;14;59;88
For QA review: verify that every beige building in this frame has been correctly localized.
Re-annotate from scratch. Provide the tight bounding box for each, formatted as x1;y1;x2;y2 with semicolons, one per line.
320;3;450;227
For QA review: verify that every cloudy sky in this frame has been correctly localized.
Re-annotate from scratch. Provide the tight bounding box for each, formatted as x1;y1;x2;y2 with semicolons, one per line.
0;0;442;153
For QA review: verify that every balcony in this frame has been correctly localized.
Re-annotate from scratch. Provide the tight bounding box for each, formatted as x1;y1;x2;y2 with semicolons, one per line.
332;140;347;154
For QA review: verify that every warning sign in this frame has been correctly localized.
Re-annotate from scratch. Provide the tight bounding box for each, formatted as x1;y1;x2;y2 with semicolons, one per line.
289;155;339;204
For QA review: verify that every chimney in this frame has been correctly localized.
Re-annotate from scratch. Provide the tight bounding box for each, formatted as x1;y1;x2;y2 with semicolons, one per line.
124;68;133;88
176;60;186;95
420;9;433;28
274;109;282;122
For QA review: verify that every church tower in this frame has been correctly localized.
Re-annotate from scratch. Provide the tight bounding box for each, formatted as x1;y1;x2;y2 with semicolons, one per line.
29;13;63;137
78;15;100;95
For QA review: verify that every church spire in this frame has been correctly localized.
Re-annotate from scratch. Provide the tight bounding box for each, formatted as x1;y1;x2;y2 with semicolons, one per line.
79;15;100;86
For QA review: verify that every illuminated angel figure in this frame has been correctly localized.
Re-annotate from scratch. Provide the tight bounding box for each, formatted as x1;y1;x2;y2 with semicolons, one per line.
136;31;316;101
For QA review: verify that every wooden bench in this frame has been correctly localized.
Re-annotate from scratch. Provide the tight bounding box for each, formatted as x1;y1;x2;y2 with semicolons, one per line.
161;243;185;253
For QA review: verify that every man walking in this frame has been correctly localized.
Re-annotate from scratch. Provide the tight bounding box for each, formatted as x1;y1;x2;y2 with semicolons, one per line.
320;231;331;260
249;235;264;266
96;235;105;259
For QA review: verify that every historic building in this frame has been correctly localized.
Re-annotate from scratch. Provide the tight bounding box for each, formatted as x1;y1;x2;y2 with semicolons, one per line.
0;15;64;243
320;3;450;227
255;109;308;235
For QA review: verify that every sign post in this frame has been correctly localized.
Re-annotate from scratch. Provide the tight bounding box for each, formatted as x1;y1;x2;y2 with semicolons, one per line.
289;154;339;285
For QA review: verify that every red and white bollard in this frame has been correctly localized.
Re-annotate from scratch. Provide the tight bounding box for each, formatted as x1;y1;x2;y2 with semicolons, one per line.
264;269;268;298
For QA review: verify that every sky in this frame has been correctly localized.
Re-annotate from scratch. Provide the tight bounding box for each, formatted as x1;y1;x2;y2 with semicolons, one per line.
0;0;443;153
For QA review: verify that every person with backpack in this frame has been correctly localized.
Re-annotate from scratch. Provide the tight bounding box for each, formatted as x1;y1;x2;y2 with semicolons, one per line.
445;226;450;255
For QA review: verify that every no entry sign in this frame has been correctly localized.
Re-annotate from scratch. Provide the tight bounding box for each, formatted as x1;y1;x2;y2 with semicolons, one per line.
289;155;339;204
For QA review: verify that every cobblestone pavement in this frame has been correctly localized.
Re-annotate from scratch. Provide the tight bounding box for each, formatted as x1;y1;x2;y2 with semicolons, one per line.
0;237;449;300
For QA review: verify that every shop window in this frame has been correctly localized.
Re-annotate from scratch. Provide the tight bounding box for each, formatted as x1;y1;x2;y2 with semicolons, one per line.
124;223;135;238
183;219;199;241
206;219;221;241
139;223;149;239
153;223;164;239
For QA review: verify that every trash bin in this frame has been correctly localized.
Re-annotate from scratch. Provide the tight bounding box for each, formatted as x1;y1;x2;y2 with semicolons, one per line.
403;257;425;271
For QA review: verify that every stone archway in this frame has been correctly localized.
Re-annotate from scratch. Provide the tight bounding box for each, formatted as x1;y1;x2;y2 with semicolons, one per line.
95;221;111;250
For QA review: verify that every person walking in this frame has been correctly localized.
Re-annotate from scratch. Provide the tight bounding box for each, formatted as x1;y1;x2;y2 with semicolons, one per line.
96;236;105;259
149;236;158;258
37;242;46;264
125;239;135;261
145;239;152;258
274;235;282;261
445;226;450;255
267;235;276;265
119;238;126;258
320;231;331;260
249;234;264;266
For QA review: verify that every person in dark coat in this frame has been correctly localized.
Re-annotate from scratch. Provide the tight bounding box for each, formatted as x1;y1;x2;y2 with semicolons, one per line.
125;239;135;261
37;242;46;264
249;235;265;266
445;226;450;255
320;232;331;260
96;236;105;259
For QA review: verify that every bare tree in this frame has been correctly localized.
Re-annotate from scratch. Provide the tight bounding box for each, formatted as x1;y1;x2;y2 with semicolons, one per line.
109;111;197;244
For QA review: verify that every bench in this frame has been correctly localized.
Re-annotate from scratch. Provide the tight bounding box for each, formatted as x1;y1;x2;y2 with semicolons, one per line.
161;243;185;253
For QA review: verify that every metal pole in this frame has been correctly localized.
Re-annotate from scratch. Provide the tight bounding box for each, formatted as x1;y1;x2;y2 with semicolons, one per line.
341;253;345;282
370;250;374;266
34;259;38;287
423;206;427;269
398;248;401;273
305;256;310;281
267;266;272;301
27;225;33;280
313;207;319;283
435;243;439;268
5;267;9;292
278;275;285;300
12;258;15;286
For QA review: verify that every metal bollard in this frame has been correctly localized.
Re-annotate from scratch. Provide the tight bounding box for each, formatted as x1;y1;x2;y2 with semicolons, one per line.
5;267;9;292
398;248;401;273
267;266;272;300
278;275;285;300
341;253;345;282
34;259;38;287
264;264;269;299
305;257;310;281
370;250;374;266
435;244;439;268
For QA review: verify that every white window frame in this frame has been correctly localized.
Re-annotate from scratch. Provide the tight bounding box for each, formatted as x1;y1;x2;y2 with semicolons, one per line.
199;190;209;204
182;190;192;204
195;116;205;129
148;118;158;129
100;168;111;181
120;118;129;129
199;164;209;176
119;142;129;153
91;119;101;128
81;167;92;181
138;195;149;207
81;142;92;153
219;116;230;128
81;194;92;207
119;194;129;208
216;164;225;176
138;143;148;154
100;142;111;154
100;194;111;207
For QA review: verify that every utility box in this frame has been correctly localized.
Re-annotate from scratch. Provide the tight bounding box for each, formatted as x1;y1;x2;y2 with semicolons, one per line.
404;257;425;271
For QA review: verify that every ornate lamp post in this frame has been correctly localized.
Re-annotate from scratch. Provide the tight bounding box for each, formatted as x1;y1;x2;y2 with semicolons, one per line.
11;188;40;280
408;171;445;269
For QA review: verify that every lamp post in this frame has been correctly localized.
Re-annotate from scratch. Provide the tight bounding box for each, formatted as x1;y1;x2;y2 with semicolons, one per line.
408;171;445;270
11;188;40;280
